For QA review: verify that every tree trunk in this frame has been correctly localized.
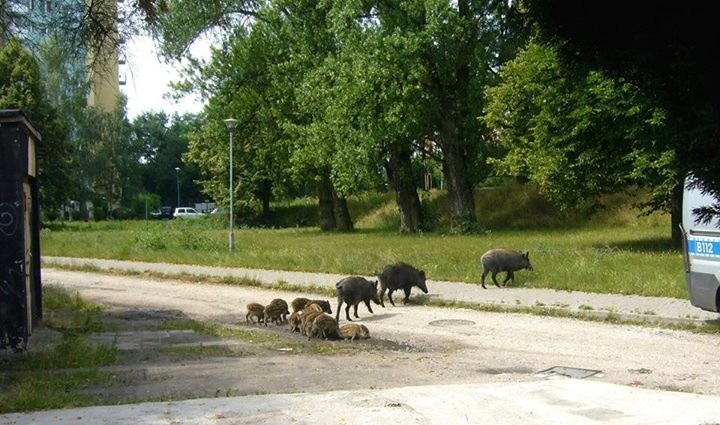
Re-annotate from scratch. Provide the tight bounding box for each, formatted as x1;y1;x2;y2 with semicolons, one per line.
332;194;354;232
440;112;476;231
257;178;272;218
388;145;421;233
671;175;684;248
317;172;336;231
431;0;476;232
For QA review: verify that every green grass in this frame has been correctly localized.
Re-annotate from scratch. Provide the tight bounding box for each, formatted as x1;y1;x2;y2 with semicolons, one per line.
0;287;118;413
41;214;683;298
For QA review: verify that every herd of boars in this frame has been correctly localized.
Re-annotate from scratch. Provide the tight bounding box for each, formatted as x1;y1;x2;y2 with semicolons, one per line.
245;252;534;340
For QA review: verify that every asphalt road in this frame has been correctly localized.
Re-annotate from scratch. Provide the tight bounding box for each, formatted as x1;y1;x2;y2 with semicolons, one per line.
3;262;719;424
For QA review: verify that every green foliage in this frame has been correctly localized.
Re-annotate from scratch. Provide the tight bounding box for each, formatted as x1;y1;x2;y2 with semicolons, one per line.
176;226;218;251
42;286;102;313
0;38;73;214
134;221;221;251
483;41;673;213
153;0;529;231
130;193;162;219
132;113;205;208
134;228;168;250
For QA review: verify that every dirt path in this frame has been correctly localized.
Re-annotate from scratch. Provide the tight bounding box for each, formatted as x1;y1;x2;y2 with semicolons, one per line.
41;268;720;401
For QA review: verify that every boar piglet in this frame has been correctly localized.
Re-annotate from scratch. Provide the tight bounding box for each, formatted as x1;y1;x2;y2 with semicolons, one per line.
292;297;332;314
263;298;290;325
245;302;265;324
309;314;341;340
339;323;370;340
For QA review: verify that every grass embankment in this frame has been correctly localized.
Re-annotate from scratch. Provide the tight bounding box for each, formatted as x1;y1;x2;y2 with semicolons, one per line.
41;185;683;299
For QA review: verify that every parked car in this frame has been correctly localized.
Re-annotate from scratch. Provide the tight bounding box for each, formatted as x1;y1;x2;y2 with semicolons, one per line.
173;207;203;219
150;206;174;220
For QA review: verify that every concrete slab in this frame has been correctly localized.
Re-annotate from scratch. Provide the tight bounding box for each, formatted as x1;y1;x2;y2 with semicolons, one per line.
3;379;719;424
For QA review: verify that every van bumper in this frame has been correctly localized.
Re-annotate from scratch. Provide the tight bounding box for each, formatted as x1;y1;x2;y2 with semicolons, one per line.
685;271;720;312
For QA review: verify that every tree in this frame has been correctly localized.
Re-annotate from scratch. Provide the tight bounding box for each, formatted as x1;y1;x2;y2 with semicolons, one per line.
131;112;204;208
286;0;528;232
177;20;297;224
151;0;529;232
484;42;669;213
73;97;137;219
0;38;73;215
423;0;528;231
523;0;719;242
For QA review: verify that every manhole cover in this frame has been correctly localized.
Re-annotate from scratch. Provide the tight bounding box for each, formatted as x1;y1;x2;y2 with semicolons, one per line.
536;366;602;379
429;319;476;327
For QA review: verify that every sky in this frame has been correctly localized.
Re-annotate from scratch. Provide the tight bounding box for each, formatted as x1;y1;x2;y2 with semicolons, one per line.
121;35;210;121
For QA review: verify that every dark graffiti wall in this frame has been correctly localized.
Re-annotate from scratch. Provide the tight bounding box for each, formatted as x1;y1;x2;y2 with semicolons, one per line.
0;122;30;351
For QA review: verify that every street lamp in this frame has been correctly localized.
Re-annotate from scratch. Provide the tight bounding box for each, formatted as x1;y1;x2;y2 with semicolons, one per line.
223;118;238;251
175;167;180;208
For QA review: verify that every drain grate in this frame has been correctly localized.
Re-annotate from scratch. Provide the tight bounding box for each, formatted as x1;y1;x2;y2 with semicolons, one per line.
429;319;476;327
536;366;602;379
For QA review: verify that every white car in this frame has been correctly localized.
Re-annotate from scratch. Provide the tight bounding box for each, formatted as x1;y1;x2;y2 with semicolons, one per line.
173;207;203;219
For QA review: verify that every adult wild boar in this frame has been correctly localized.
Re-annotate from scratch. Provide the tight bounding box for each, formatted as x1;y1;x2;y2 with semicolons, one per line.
377;263;428;307
480;249;533;289
335;276;381;322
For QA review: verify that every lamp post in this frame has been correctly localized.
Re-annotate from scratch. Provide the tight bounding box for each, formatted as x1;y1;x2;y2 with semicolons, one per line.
223;118;238;251
175;167;180;208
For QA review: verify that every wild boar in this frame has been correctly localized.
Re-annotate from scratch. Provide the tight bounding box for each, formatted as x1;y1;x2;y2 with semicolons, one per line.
335;276;382;322
291;297;332;314
339;323;371;340
480;249;533;289
291;297;311;312
309;313;341;340
302;303;324;314
301;310;324;336
288;311;301;333
264;298;290;325
245;302;265;324
377;262;428;307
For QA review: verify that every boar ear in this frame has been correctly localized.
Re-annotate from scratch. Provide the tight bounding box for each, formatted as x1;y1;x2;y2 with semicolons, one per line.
420;270;425;278
524;251;529;259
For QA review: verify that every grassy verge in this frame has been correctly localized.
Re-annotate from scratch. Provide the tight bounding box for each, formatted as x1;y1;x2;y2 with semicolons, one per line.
0;287;117;413
41;216;684;299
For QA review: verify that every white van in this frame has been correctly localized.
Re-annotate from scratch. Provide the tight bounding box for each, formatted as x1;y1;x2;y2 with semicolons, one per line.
681;176;720;312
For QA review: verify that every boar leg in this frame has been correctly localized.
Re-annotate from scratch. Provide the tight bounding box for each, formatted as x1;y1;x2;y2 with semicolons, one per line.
491;272;501;287
379;287;387;308
503;271;514;286
387;289;397;306
345;303;354;321
403;287;412;304
364;299;375;314
336;300;343;322
481;271;489;289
